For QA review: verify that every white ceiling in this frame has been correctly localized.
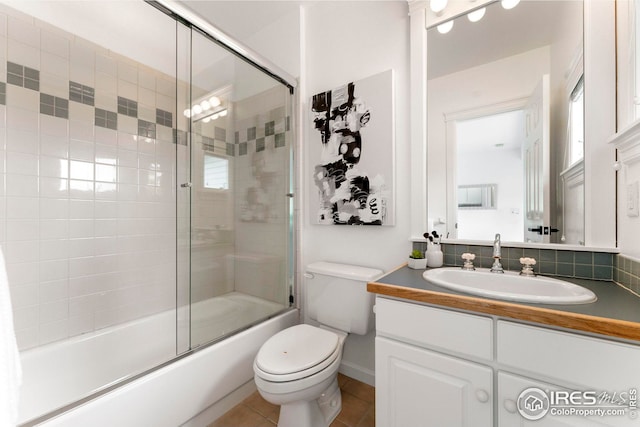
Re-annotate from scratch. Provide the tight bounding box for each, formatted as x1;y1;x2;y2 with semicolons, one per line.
456;109;524;153
427;0;582;79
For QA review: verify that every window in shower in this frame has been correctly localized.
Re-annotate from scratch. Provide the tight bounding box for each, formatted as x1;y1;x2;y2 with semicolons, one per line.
203;153;229;190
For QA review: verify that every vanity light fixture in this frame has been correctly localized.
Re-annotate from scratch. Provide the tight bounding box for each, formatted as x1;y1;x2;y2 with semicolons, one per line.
467;7;486;22
437;20;454;34
198;108;228;123
183;95;225;120
501;0;520;10
430;0;448;14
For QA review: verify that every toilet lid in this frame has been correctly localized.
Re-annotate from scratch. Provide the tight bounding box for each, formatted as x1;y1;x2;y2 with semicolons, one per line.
256;324;339;376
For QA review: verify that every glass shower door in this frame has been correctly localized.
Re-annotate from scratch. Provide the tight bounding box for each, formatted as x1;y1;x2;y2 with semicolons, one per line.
182;28;293;349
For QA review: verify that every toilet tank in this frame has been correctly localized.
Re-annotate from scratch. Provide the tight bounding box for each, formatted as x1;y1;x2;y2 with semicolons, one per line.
306;261;383;335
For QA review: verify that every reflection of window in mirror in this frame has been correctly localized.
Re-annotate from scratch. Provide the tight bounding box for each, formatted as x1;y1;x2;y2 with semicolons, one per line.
568;76;584;165
203;152;229;190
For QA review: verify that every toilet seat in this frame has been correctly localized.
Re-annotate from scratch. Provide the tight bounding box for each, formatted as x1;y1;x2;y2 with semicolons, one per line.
255;324;341;382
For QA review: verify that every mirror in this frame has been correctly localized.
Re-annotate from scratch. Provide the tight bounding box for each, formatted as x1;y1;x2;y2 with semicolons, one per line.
427;0;584;244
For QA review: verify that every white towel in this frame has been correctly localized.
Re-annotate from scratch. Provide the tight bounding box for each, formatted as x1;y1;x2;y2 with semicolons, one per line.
0;247;21;427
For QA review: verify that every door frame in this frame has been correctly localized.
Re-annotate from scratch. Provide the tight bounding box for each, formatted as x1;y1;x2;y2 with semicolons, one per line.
444;97;527;239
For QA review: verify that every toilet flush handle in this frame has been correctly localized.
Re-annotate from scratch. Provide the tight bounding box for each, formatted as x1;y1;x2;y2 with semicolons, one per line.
303;272;314;279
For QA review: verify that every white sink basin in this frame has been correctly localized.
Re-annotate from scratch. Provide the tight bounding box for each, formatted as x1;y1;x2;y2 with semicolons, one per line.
422;268;597;304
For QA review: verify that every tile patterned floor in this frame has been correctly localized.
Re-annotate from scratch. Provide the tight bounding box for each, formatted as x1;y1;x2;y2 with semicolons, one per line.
208;374;375;427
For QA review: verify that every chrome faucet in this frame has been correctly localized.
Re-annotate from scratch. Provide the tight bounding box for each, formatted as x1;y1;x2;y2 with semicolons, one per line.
490;233;504;273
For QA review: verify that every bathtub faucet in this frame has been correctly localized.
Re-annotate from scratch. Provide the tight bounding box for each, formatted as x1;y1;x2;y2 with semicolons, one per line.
490;233;504;274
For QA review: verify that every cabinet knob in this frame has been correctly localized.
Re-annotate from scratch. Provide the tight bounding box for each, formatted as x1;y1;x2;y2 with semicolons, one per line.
476;389;490;403
503;399;517;413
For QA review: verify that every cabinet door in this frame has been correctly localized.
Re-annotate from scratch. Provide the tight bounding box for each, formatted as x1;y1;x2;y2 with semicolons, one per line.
376;337;492;427
498;372;632;427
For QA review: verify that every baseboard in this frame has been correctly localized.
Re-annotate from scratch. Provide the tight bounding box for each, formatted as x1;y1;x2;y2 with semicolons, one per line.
339;360;375;387
180;380;257;427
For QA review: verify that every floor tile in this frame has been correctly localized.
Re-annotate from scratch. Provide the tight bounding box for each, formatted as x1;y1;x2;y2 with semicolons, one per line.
210;375;374;427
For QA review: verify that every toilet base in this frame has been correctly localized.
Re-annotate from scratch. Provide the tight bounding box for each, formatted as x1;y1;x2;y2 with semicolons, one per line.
277;378;341;427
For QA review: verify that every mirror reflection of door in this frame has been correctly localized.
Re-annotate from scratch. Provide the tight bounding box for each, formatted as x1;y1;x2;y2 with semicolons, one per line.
523;75;551;243
455;109;525;242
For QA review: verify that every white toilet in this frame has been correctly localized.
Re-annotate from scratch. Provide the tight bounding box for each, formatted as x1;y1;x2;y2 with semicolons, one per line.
253;261;383;427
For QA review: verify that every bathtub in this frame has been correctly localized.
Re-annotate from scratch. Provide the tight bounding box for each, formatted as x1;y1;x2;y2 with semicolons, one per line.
18;293;297;426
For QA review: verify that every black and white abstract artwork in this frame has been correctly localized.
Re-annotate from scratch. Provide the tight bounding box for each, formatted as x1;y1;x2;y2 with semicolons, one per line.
310;69;395;226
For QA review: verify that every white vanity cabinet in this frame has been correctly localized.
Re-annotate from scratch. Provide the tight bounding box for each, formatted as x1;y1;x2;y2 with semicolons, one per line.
374;296;640;427
375;297;493;427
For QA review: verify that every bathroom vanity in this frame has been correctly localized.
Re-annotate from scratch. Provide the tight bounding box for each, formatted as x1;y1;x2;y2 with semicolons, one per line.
368;266;640;427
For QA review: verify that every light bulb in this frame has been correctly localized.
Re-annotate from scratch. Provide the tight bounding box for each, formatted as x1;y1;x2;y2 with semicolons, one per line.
200;100;211;111
430;0;447;13
219;109;228;117
437;20;454;34
501;0;520;10
211;114;219;121
183;109;191;118
467;7;486;22
202;116;211;123
209;96;221;107
192;104;203;115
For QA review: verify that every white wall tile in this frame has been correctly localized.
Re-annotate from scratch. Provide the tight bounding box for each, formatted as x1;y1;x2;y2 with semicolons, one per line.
69;160;94;181
118;116;137;135
39;219;68;240
40;156;68;179
69;64;94;87
6;196;40;220
94;127;117;147
6;129;37;156
39;279;68;304
69;109;95;133
6;106;39;132
40;171;68;194
96;53;116;76
94;219;117;238
7;39;39;69
41;29;69;59
8;15;38;47
39;299;68;323
69;139;94;162
69;42;94;69
6;151;37;175
38;318;68;346
95;182;116;200
117;131;137;152
40;115;69;138
94;200;117;218
12;305;38;330
69;219;93;239
6;174;37;197
8;283;38;310
118;79;137;100
40;72;68;99
5;239;38;263
118;61;137;84
68;179;94;199
39;134;68;158
68;237;93;258
96;71;117;92
41;51;68;78
39;238;68;261
6;261;38;287
6;219;38;241
37;259;69;282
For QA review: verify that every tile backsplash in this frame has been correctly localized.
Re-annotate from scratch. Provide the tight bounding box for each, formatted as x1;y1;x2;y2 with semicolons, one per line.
413;242;615;281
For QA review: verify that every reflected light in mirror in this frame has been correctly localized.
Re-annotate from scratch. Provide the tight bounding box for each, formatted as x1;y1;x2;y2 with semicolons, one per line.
468;8;486;22
431;0;448;14
501;0;520;10
438;20;454;34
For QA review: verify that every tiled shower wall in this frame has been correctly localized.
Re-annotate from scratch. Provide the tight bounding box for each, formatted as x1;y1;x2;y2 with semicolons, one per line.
2;6;179;350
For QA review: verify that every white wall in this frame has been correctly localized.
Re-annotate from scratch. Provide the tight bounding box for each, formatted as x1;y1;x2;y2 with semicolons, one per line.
457;147;523;241
301;1;411;384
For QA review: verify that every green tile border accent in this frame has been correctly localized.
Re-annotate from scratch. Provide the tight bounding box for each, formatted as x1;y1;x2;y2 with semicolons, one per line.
614;255;640;294
412;242;615;281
